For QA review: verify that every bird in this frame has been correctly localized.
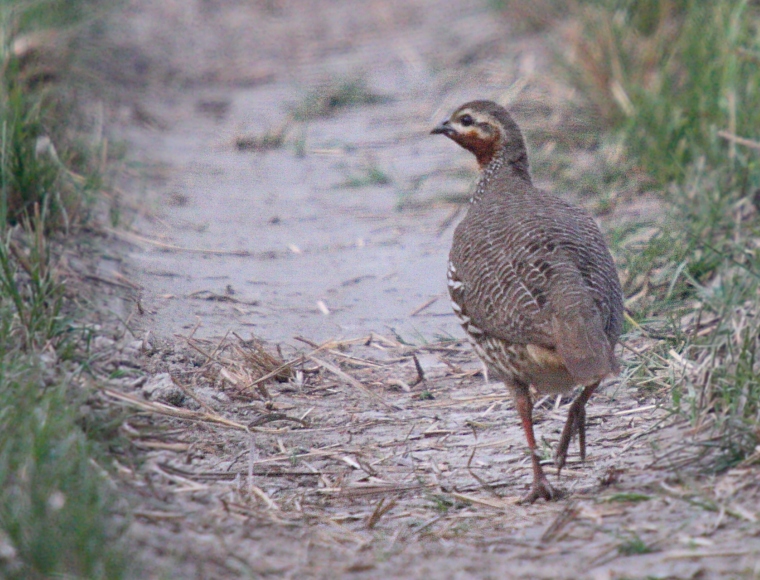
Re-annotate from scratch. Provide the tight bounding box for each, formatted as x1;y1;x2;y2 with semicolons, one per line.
431;100;623;503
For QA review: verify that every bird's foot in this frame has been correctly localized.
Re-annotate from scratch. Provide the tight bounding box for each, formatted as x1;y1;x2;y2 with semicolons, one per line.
519;476;563;504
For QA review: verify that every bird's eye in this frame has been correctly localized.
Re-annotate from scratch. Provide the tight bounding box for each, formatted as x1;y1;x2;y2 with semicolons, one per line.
459;114;474;127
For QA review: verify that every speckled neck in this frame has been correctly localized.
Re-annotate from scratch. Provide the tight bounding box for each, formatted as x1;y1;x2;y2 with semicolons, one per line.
471;155;503;203
471;145;532;204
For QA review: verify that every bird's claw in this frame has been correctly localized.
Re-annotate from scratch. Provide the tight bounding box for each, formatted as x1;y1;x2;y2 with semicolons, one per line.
519;477;563;504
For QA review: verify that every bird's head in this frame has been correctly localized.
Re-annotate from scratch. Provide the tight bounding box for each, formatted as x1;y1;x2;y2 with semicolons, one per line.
431;100;525;169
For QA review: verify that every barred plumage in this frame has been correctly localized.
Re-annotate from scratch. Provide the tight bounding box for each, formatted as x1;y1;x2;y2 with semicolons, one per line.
433;100;623;502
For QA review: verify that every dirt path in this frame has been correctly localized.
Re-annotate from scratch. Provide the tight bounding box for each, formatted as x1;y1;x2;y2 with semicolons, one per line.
97;1;760;578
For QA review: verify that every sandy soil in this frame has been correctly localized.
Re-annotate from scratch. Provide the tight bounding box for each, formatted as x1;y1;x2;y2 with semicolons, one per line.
87;1;760;578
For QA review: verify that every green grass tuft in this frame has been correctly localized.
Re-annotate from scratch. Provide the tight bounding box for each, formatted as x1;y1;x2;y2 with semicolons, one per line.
0;353;128;579
605;493;652;503
617;534;653;556
562;0;760;185
291;78;392;121
336;165;392;189
0;0;113;230
0;1;130;576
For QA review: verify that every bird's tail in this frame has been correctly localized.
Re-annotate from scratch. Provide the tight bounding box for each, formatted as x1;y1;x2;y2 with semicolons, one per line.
551;310;618;386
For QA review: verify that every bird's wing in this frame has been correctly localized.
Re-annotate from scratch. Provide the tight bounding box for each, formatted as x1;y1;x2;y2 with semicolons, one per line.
448;238;556;347
451;248;617;383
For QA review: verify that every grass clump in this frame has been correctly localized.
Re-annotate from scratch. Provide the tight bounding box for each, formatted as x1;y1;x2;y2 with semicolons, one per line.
336;164;391;189
562;0;760;185
613;164;756;319
291;77;391;121
0;348;128;579
0;208;66;349
235;123;289;152
617;534;653;556
1;6;106;229
567;0;760;463
614;192;760;463
0;209;130;579
606;5;760;461
0;1;129;577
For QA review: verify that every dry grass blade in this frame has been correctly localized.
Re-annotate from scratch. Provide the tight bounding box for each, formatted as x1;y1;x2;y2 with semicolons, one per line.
133;510;185;521
99;387;288;433
180;336;226;366
249;413;308;427
466;447;501;498
234;334;293;381
248;484;280;510
317;483;435;497
308;355;397;409
366;497;397;529
449;492;515;511
106;227;254;256
717;130;760;152
411;353;425;385
540;501;579;543
663;549;756;560
170;374;216;414
409;296;439;317
244;338;352;390
413;514;447;535
159;463;323;481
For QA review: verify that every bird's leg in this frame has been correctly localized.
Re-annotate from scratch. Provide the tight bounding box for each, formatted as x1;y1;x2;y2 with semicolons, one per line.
514;383;557;503
555;380;601;476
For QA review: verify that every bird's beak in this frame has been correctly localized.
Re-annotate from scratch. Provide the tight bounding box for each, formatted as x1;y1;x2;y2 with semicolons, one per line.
431;120;454;136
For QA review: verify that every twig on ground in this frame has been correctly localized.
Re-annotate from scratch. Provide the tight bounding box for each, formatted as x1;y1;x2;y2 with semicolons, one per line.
466;447;501;498
410;296;439;317
309;355;398;409
540;501;579;543
367;497;397;529
411;353;426;385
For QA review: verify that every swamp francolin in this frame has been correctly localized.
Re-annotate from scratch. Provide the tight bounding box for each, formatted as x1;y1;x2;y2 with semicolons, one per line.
432;100;623;502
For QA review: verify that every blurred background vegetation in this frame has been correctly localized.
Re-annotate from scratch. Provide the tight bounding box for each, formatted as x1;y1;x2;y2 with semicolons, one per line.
0;0;127;577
